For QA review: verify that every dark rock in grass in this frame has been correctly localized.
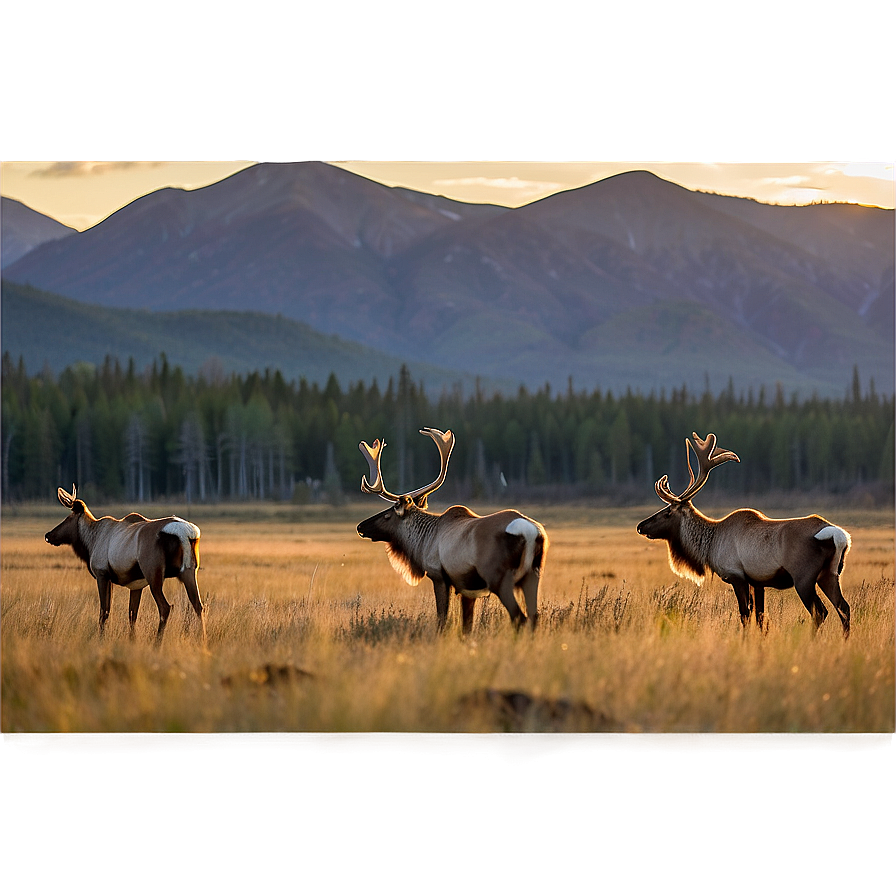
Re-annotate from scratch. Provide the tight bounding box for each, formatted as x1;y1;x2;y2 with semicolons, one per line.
221;663;315;690
95;657;130;685
457;688;615;733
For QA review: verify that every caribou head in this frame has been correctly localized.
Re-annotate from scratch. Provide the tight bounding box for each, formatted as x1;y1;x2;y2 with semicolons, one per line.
637;432;740;542
356;427;455;542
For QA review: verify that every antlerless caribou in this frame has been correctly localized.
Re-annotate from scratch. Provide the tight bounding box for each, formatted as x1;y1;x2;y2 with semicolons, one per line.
637;433;852;635
357;428;549;633
45;485;207;645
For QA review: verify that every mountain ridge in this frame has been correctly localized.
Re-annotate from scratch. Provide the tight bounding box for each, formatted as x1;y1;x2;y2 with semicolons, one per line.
4;162;893;397
1;196;77;265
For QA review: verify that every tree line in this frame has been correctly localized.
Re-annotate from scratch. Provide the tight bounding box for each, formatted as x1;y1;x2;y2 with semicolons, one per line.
2;353;893;505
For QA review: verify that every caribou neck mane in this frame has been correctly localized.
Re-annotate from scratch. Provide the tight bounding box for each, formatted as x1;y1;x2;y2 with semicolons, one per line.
667;506;719;585
383;505;442;586
68;503;101;565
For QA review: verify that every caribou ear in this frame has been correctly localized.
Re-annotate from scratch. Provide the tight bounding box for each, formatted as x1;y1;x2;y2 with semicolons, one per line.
57;487;74;508
71;500;86;515
394;495;414;518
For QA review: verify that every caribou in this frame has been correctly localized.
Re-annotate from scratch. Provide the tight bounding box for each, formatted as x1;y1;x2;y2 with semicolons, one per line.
636;433;852;636
356;428;549;633
44;485;207;646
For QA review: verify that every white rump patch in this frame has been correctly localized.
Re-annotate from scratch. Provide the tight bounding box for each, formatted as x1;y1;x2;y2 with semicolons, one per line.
814;525;849;549
506;518;538;539
162;518;200;570
163;518;200;540
506;517;539;577
814;525;852;574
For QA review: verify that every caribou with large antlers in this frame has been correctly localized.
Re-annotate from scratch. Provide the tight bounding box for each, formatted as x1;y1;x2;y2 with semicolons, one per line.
45;485;206;645
637;433;851;635
356;428;549;633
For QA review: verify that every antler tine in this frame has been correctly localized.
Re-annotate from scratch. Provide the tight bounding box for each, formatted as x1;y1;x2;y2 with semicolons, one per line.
692;432;740;467
677;432;740;502
654;475;679;504
406;428;455;506
57;485;76;508
359;439;402;503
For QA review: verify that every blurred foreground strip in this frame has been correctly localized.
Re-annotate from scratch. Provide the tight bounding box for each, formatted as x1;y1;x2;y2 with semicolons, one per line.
2;734;894;894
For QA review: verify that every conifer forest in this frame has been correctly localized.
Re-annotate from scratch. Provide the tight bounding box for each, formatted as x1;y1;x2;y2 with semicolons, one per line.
2;352;893;505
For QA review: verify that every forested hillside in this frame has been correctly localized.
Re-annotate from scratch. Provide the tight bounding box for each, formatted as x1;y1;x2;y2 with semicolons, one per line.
3;353;892;505
0;280;491;393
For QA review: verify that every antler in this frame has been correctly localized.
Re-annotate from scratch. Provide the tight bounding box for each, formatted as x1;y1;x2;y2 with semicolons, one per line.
679;432;740;501
359;439;402;503
406;428;455;507
655;433;739;504
654;475;680;504
358;428;455;507
57;484;77;508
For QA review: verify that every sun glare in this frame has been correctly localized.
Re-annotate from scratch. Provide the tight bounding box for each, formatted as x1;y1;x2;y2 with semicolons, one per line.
832;162;893;180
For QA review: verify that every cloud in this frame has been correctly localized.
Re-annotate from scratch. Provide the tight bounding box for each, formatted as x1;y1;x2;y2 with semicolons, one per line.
776;187;827;204
435;176;564;191
826;162;894;181
757;175;811;187
28;161;162;178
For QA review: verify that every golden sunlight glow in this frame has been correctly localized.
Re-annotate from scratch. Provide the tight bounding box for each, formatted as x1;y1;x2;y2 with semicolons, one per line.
1;160;893;231
831;162;893;180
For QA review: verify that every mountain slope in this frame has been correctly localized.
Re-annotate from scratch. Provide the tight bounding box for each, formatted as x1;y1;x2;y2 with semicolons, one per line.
1;197;76;265
0;280;507;392
4;162;508;349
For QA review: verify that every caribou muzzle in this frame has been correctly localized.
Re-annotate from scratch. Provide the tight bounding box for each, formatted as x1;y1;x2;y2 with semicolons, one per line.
636;507;669;538
357;511;385;541
45;524;66;546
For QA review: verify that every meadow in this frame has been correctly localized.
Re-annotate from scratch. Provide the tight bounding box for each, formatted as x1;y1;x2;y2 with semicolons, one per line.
1;501;893;734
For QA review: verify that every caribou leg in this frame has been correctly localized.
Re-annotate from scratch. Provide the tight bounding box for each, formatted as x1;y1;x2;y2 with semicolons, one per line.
494;571;526;630
179;567;207;647
461;596;476;635
794;578;828;630
730;579;753;629
147;570;171;646
128;588;143;640
95;574;113;635
430;576;451;632
519;571;541;630
817;571;850;638
752;583;766;632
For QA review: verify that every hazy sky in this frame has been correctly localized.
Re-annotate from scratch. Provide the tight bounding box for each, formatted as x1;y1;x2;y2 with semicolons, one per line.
3;7;892;230
2;160;893;231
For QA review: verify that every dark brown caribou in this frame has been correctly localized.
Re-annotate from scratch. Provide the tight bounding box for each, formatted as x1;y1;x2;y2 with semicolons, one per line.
356;428;549;633
45;485;206;645
637;433;851;635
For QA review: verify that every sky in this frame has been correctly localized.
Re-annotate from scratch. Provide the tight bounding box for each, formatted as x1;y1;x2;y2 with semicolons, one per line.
3;3;893;229
2;159;893;231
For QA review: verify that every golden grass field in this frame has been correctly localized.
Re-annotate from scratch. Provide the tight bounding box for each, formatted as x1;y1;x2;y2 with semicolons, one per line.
1;501;893;733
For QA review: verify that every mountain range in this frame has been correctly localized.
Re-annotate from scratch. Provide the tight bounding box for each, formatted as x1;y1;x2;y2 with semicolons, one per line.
3;162;893;397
